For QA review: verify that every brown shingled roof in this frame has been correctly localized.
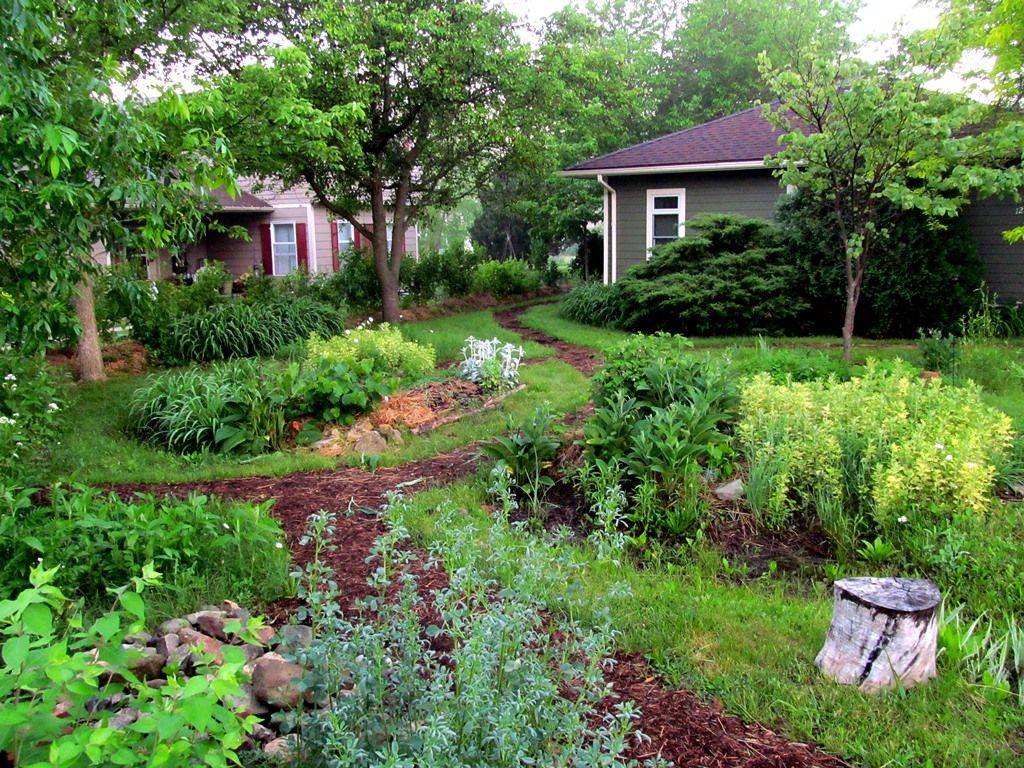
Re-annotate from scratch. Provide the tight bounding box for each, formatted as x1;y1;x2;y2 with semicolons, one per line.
205;186;274;211
566;104;807;173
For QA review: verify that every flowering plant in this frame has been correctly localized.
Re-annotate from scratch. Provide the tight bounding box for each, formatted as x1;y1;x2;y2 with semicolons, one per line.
0;345;63;482
458;336;524;391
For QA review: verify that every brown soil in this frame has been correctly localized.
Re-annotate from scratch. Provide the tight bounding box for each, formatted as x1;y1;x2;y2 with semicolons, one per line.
371;379;484;430
493;305;603;375
47;339;148;377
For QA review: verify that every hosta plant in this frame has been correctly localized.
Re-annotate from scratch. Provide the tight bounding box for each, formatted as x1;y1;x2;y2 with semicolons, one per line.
483;406;561;517
458;336;524;391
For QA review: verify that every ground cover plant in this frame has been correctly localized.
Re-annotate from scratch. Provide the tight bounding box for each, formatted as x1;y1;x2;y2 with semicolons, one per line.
288;506;640;767
306;324;435;382
458;336;525;391
0;346;63;484
0;486;291;617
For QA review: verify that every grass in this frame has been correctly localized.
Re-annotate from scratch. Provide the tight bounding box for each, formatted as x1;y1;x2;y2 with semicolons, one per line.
395;478;1024;768
401;309;554;362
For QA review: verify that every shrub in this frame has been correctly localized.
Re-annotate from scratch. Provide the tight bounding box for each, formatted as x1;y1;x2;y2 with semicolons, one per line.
559;281;622;327
725;345;852;382
0;566;257;767
457;336;525;391
472;259;541;298
0;487;291;614
0;346;63;483
778;191;984;337
737;363;1015;602
159;297;345;363
128;359;292;455
918;328;961;374
608;214;808;335
292;358;395;424
333;250;382;311
306;324;436;382
290;509;638;767
190;260;232;302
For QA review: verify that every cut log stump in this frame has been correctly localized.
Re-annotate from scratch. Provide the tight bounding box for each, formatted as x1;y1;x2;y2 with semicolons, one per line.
816;576;941;692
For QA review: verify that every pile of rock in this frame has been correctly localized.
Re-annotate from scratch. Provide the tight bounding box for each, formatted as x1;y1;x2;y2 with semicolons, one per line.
312;418;404;457
117;600;314;759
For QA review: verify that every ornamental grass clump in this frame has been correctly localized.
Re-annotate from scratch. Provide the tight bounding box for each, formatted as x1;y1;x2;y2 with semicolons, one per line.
305;323;435;381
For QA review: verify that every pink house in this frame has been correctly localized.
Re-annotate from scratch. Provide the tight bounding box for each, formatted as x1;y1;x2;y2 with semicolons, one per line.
94;178;419;280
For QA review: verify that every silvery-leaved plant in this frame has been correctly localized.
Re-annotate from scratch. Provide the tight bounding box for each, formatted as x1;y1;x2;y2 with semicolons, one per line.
458;336;524;391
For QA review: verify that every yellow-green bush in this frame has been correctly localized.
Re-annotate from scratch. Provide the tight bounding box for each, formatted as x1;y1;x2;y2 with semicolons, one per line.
306;324;435;381
738;361;1013;532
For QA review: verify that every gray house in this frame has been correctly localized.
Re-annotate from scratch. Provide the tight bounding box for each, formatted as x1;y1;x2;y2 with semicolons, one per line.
564;105;1024;299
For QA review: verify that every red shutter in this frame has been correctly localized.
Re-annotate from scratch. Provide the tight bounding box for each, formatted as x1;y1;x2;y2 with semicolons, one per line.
353;229;362;250
330;221;340;272
259;223;273;276
296;222;309;272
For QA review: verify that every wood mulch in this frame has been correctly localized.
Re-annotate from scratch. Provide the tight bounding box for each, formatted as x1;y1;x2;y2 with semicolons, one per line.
47;339;148;377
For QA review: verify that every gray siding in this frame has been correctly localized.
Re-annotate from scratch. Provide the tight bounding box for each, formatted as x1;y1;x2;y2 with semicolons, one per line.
964;196;1024;301
609;169;782;279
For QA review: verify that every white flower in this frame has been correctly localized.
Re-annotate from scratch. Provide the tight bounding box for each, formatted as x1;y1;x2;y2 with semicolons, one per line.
47;402;59;411
897;515;908;524
965;461;978;470
274;542;284;549
223;523;231;530
934;442;945;450
0;416;13;426
3;374;15;382
944;454;953;462
383;396;389;402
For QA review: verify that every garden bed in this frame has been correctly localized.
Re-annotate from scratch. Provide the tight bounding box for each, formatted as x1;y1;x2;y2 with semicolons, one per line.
371;378;525;434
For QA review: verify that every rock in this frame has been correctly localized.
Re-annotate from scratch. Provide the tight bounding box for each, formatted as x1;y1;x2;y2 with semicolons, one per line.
157;618;191;636
251;723;276;743
254;626;276;646
165;644;194;674
177;628;223;663
251;652;305;709
225;684;271;717
276;625;313;652
713;478;745;502
123;631;153;647
379;425;404;446
127;647;166;679
240;643;266;663
195;611;230;641
263;736;297;761
154;633;179;657
146;678;168;689
352;429;387;455
109;707;140;730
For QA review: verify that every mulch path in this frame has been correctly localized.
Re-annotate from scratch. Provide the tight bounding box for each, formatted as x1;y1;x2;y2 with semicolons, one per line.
493;305;603;375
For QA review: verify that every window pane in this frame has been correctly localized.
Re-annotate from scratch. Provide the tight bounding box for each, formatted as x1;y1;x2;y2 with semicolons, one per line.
653;236;676;247
273;224;296;245
272;224;297;275
653;213;679;239
653;196;678;209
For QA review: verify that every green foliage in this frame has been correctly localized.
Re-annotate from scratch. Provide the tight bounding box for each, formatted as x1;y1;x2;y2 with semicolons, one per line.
0;565;257;767
777;192;985;337
401;244;486;304
472;259;542;298
738;363;1021;614
331;251;385;312
0;487;291;616
917;329;961;374
292;359;395;425
725;343;852;382
128;360;292;455
584;334;738;539
457;336;525;392
306;325;436;382
483;407;561;516
0;348;63;483
291;506;639;767
608;215;809;335
158;297;345;363
559;281;622;327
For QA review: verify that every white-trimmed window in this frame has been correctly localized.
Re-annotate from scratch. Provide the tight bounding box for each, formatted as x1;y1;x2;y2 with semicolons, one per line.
271;222;298;275
646;189;686;253
336;221;354;253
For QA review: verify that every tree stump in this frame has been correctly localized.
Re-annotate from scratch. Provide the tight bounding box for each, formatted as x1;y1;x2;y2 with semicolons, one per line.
815;577;940;692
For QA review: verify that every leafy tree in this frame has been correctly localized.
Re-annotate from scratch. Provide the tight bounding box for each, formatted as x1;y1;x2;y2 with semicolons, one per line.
200;0;533;322
1;0;236;379
760;40;1024;359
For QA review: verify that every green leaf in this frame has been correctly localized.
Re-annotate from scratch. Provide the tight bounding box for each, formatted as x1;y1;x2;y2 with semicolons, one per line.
120;591;145;620
2;635;30;671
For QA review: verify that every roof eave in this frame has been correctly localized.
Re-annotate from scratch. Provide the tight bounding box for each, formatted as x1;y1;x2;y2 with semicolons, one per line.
560;159;768;178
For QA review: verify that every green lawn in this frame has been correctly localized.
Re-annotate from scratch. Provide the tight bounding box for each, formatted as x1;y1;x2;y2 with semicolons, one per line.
396;479;1024;768
401;309;554;362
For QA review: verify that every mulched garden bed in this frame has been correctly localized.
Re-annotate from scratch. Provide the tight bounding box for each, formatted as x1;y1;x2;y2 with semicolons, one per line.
47;339;148;377
371;378;525;434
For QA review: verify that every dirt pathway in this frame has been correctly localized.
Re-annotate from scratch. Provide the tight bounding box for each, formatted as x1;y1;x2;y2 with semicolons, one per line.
111;306;845;767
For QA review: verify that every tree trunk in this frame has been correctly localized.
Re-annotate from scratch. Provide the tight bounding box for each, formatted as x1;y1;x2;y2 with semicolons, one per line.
816;577;940;692
841;279;858;364
369;182;402;323
72;274;106;382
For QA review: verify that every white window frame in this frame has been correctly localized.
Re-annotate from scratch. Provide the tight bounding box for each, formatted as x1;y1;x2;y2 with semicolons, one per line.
270;221;298;276
645;188;686;257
